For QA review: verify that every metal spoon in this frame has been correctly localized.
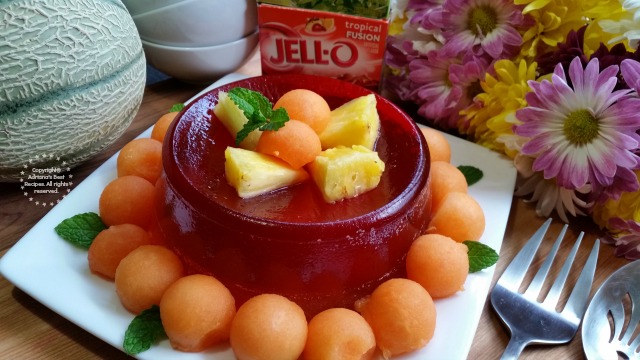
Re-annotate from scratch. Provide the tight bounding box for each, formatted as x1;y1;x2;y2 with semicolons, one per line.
582;260;640;360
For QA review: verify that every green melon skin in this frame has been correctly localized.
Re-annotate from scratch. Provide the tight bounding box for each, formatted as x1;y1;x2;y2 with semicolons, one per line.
0;0;147;182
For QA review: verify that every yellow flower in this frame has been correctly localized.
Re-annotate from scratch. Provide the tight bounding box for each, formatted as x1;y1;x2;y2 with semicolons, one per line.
459;59;537;157
517;0;588;60
581;0;623;20
388;7;408;36
592;171;640;229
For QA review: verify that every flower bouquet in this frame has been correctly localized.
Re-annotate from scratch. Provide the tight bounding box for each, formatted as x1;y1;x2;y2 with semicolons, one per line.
383;0;640;259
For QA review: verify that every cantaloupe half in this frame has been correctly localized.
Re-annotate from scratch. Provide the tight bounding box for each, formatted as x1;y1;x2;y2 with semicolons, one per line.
0;0;146;182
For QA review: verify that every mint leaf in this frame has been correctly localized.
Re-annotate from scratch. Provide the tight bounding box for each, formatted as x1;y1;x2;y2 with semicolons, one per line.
123;305;166;355
169;103;185;112
228;87;269;122
236;115;266;145
250;90;275;119
464;240;499;273
54;212;106;249
262;107;289;131
458;165;483;186
228;87;289;144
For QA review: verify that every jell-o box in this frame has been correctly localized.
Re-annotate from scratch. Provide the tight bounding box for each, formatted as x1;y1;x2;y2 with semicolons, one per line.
257;3;390;90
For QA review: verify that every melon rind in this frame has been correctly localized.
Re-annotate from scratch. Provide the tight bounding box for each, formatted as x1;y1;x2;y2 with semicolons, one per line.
0;0;147;182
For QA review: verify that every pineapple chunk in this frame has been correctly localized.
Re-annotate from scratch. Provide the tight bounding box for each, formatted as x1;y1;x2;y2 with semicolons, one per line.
214;91;261;150
318;94;380;150
308;145;385;203
225;147;309;198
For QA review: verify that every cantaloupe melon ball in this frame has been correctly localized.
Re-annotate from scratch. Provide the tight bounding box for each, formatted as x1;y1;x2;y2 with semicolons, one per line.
87;223;152;280
406;234;469;298
427;191;485;242
117;138;163;184
273;89;331;133
160;274;236;352
230;293;308;360
255;119;322;169
114;245;184;314
99;175;155;228
302;307;376;360
151;111;178;143
429;161;468;212
355;278;436;358
420;127;451;163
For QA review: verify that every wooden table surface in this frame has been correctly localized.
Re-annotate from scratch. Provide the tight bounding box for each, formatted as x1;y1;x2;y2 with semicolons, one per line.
0;48;632;359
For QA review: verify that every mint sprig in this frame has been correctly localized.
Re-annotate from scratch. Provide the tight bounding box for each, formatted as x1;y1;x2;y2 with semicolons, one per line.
54;212;106;249
123;305;166;355
229;87;289;145
464;240;499;273
458;165;483;186
169;103;185;112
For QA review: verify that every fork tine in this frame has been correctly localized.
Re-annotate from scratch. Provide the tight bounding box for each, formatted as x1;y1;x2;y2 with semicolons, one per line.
542;231;583;306
562;239;599;321
498;218;552;289
524;224;568;299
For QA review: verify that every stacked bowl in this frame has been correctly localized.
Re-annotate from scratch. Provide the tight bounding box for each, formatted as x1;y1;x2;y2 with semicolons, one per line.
122;0;259;84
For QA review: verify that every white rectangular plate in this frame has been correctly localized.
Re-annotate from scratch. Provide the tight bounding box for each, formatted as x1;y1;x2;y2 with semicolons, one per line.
0;74;517;360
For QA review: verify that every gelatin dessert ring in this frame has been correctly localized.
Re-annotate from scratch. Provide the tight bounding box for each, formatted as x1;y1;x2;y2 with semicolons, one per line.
156;74;432;316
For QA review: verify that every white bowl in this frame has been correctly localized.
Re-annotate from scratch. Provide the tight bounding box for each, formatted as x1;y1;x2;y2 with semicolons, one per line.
142;30;259;84
129;0;257;47
121;0;186;17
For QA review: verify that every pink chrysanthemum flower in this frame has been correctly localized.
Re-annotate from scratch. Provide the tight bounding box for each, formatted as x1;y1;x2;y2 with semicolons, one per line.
621;58;640;92
604;217;640;260
407;0;445;31
407;52;459;126
514;57;640;198
440;0;525;60
448;57;491;124
408;53;489;129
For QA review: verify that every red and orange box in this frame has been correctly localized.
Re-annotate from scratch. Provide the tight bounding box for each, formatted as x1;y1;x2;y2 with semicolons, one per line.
257;3;390;90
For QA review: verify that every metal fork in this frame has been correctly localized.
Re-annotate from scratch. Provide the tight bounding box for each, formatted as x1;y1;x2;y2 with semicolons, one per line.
490;218;600;359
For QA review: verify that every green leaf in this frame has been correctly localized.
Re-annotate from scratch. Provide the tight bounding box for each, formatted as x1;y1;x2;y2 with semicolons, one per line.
123;305;166;355
464;240;499;273
169;103;185;112
251;91;275;119
54;212;106;249
228;87;290;144
229;87;270;122
458;165;483;186
262;107;289;131
235;115;265;145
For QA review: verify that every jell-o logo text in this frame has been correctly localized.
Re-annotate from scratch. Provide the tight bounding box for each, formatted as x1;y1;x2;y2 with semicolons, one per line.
269;38;358;68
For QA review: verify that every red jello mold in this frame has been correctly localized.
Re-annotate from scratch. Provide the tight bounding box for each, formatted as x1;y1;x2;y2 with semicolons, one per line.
156;74;431;316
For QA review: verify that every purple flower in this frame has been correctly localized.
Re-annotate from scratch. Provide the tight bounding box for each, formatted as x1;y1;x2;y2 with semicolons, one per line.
621;58;640;93
604;217;640;260
407;52;460;125
384;34;415;70
536;26;589;78
440;0;524;60
515;57;640;197
407;0;445;31
407;52;490;129
591;43;640;91
538;26;640;88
